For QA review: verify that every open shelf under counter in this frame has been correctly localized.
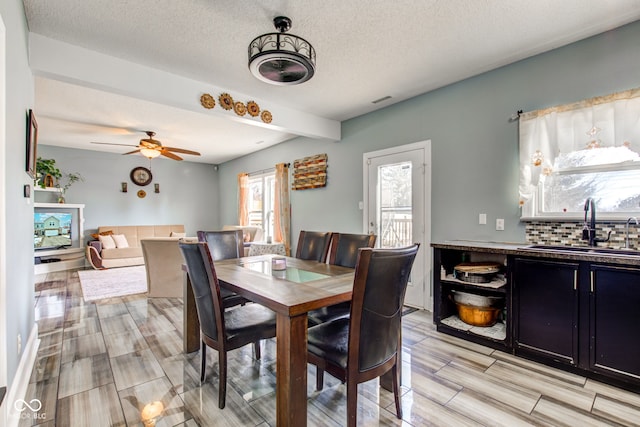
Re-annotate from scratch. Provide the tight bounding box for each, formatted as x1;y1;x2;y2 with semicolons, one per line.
440;273;507;292
440;315;507;341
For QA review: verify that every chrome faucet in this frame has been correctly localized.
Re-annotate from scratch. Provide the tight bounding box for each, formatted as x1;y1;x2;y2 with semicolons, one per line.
626;217;638;249
582;197;611;247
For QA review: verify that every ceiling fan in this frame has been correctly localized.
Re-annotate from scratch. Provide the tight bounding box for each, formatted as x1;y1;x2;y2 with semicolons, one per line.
91;131;201;161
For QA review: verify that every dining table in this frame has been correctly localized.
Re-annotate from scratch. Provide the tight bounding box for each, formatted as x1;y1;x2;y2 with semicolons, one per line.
181;254;395;426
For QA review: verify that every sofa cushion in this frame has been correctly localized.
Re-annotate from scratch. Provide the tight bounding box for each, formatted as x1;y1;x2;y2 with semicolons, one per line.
99;234;116;250
112;234;130;248
101;247;143;259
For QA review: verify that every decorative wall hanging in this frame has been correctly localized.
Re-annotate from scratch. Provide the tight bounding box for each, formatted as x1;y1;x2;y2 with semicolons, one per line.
233;102;247;116
200;93;215;109
219;93;234;110
247;101;260;117
137;190;146;198
199;91;275;124
25;109;38;179
291;153;327;190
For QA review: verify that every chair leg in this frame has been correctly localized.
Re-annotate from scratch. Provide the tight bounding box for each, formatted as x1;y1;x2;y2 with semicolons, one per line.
346;380;358;427
392;364;402;419
316;367;324;391
200;341;206;383
254;341;261;360
218;351;228;409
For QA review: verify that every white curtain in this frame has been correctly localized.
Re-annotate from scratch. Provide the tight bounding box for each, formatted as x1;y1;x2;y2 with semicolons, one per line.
519;87;640;209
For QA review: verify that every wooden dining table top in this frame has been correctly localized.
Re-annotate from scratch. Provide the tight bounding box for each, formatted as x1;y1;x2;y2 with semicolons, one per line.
213;254;355;316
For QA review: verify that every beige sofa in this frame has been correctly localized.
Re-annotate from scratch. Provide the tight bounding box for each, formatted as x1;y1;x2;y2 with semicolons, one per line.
86;225;185;269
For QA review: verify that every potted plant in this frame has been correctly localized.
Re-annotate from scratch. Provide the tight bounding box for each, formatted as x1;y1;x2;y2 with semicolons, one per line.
35;157;62;188
56;172;83;203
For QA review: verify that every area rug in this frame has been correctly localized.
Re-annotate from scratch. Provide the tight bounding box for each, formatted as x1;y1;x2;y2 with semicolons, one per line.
78;265;147;302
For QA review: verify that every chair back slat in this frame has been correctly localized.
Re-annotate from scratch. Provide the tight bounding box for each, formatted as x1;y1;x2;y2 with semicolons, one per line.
295;230;332;262
329;233;376;268
197;230;244;260
179;241;224;343
349;244;419;371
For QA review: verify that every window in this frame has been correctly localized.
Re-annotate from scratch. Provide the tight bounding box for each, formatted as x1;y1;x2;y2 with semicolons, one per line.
247;172;275;238
519;88;640;219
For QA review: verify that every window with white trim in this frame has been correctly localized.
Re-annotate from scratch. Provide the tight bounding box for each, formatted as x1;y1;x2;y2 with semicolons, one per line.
519;88;640;219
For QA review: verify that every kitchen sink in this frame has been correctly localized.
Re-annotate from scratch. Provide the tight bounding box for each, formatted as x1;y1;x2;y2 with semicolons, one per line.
524;245;640;256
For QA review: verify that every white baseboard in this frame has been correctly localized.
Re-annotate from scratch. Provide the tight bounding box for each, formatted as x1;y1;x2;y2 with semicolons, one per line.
3;324;40;427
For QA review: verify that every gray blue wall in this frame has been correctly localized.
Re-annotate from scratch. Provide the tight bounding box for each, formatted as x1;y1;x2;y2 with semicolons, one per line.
36;145;220;238
218;20;640;245
1;0;35;396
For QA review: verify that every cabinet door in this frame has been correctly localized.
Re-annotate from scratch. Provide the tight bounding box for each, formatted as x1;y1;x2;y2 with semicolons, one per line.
591;265;640;380
514;258;579;364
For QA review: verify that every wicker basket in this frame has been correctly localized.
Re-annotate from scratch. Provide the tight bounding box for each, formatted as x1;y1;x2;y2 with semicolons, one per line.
455;302;501;327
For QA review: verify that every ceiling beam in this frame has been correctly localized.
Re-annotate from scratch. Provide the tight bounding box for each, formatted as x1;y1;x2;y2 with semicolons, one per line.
28;33;341;142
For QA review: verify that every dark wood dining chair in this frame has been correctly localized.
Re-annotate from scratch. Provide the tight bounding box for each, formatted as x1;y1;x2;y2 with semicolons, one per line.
308;232;377;325
197;230;248;308
295;230;332;263
179;241;277;409
307;244;419;427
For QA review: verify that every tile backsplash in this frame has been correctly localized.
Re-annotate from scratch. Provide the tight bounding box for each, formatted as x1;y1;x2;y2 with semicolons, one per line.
525;221;639;249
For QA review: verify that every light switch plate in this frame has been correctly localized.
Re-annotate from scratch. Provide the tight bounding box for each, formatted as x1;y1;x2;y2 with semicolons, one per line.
479;213;487;225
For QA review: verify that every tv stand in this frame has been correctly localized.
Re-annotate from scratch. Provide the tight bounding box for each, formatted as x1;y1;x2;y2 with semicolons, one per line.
33;203;86;274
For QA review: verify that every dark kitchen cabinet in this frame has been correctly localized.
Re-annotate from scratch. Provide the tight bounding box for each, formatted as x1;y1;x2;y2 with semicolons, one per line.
433;242;640;393
513;257;580;366
590;264;640;384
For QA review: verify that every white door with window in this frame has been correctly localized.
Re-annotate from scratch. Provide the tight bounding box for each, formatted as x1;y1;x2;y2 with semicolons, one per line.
363;141;431;310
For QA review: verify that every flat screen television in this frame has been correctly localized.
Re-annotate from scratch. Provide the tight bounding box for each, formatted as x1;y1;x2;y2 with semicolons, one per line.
34;212;73;250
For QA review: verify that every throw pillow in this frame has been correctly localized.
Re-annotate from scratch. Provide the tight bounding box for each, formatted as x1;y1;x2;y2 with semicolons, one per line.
111;234;129;248
91;230;114;240
98;234;116;250
170;232;186;238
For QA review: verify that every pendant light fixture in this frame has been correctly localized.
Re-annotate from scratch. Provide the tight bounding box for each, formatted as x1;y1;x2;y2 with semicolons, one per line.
248;16;316;85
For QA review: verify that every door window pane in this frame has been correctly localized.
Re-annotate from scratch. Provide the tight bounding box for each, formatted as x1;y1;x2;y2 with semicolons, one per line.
378;162;412;247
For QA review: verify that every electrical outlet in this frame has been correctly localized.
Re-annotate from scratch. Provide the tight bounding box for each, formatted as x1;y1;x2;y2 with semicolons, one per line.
17;333;22;355
479;213;487;225
496;218;505;231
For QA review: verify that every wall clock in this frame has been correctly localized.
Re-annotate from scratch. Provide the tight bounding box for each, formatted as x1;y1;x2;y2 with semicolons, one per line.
130;166;152;186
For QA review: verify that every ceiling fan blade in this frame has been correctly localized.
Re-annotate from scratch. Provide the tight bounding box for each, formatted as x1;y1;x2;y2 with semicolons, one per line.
91;142;139;147
163;146;201;156
161;151;183;161
123;149;141;155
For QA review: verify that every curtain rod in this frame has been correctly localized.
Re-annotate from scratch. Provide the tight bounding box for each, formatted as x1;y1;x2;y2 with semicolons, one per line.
248;163;290;176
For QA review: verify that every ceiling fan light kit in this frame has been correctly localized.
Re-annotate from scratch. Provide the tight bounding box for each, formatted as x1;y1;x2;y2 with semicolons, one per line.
91;130;201;161
248;16;316;85
140;147;161;159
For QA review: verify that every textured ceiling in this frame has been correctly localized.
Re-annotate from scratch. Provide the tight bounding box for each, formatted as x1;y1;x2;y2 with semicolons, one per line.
22;0;640;164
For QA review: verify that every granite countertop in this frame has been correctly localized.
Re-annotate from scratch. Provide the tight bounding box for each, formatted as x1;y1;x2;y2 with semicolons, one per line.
432;240;640;266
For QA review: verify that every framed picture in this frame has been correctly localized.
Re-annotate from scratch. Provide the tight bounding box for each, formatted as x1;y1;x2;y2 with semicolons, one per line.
25;109;38;179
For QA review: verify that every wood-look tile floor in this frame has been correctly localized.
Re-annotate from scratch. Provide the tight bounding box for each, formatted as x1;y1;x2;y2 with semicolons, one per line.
19;269;640;426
